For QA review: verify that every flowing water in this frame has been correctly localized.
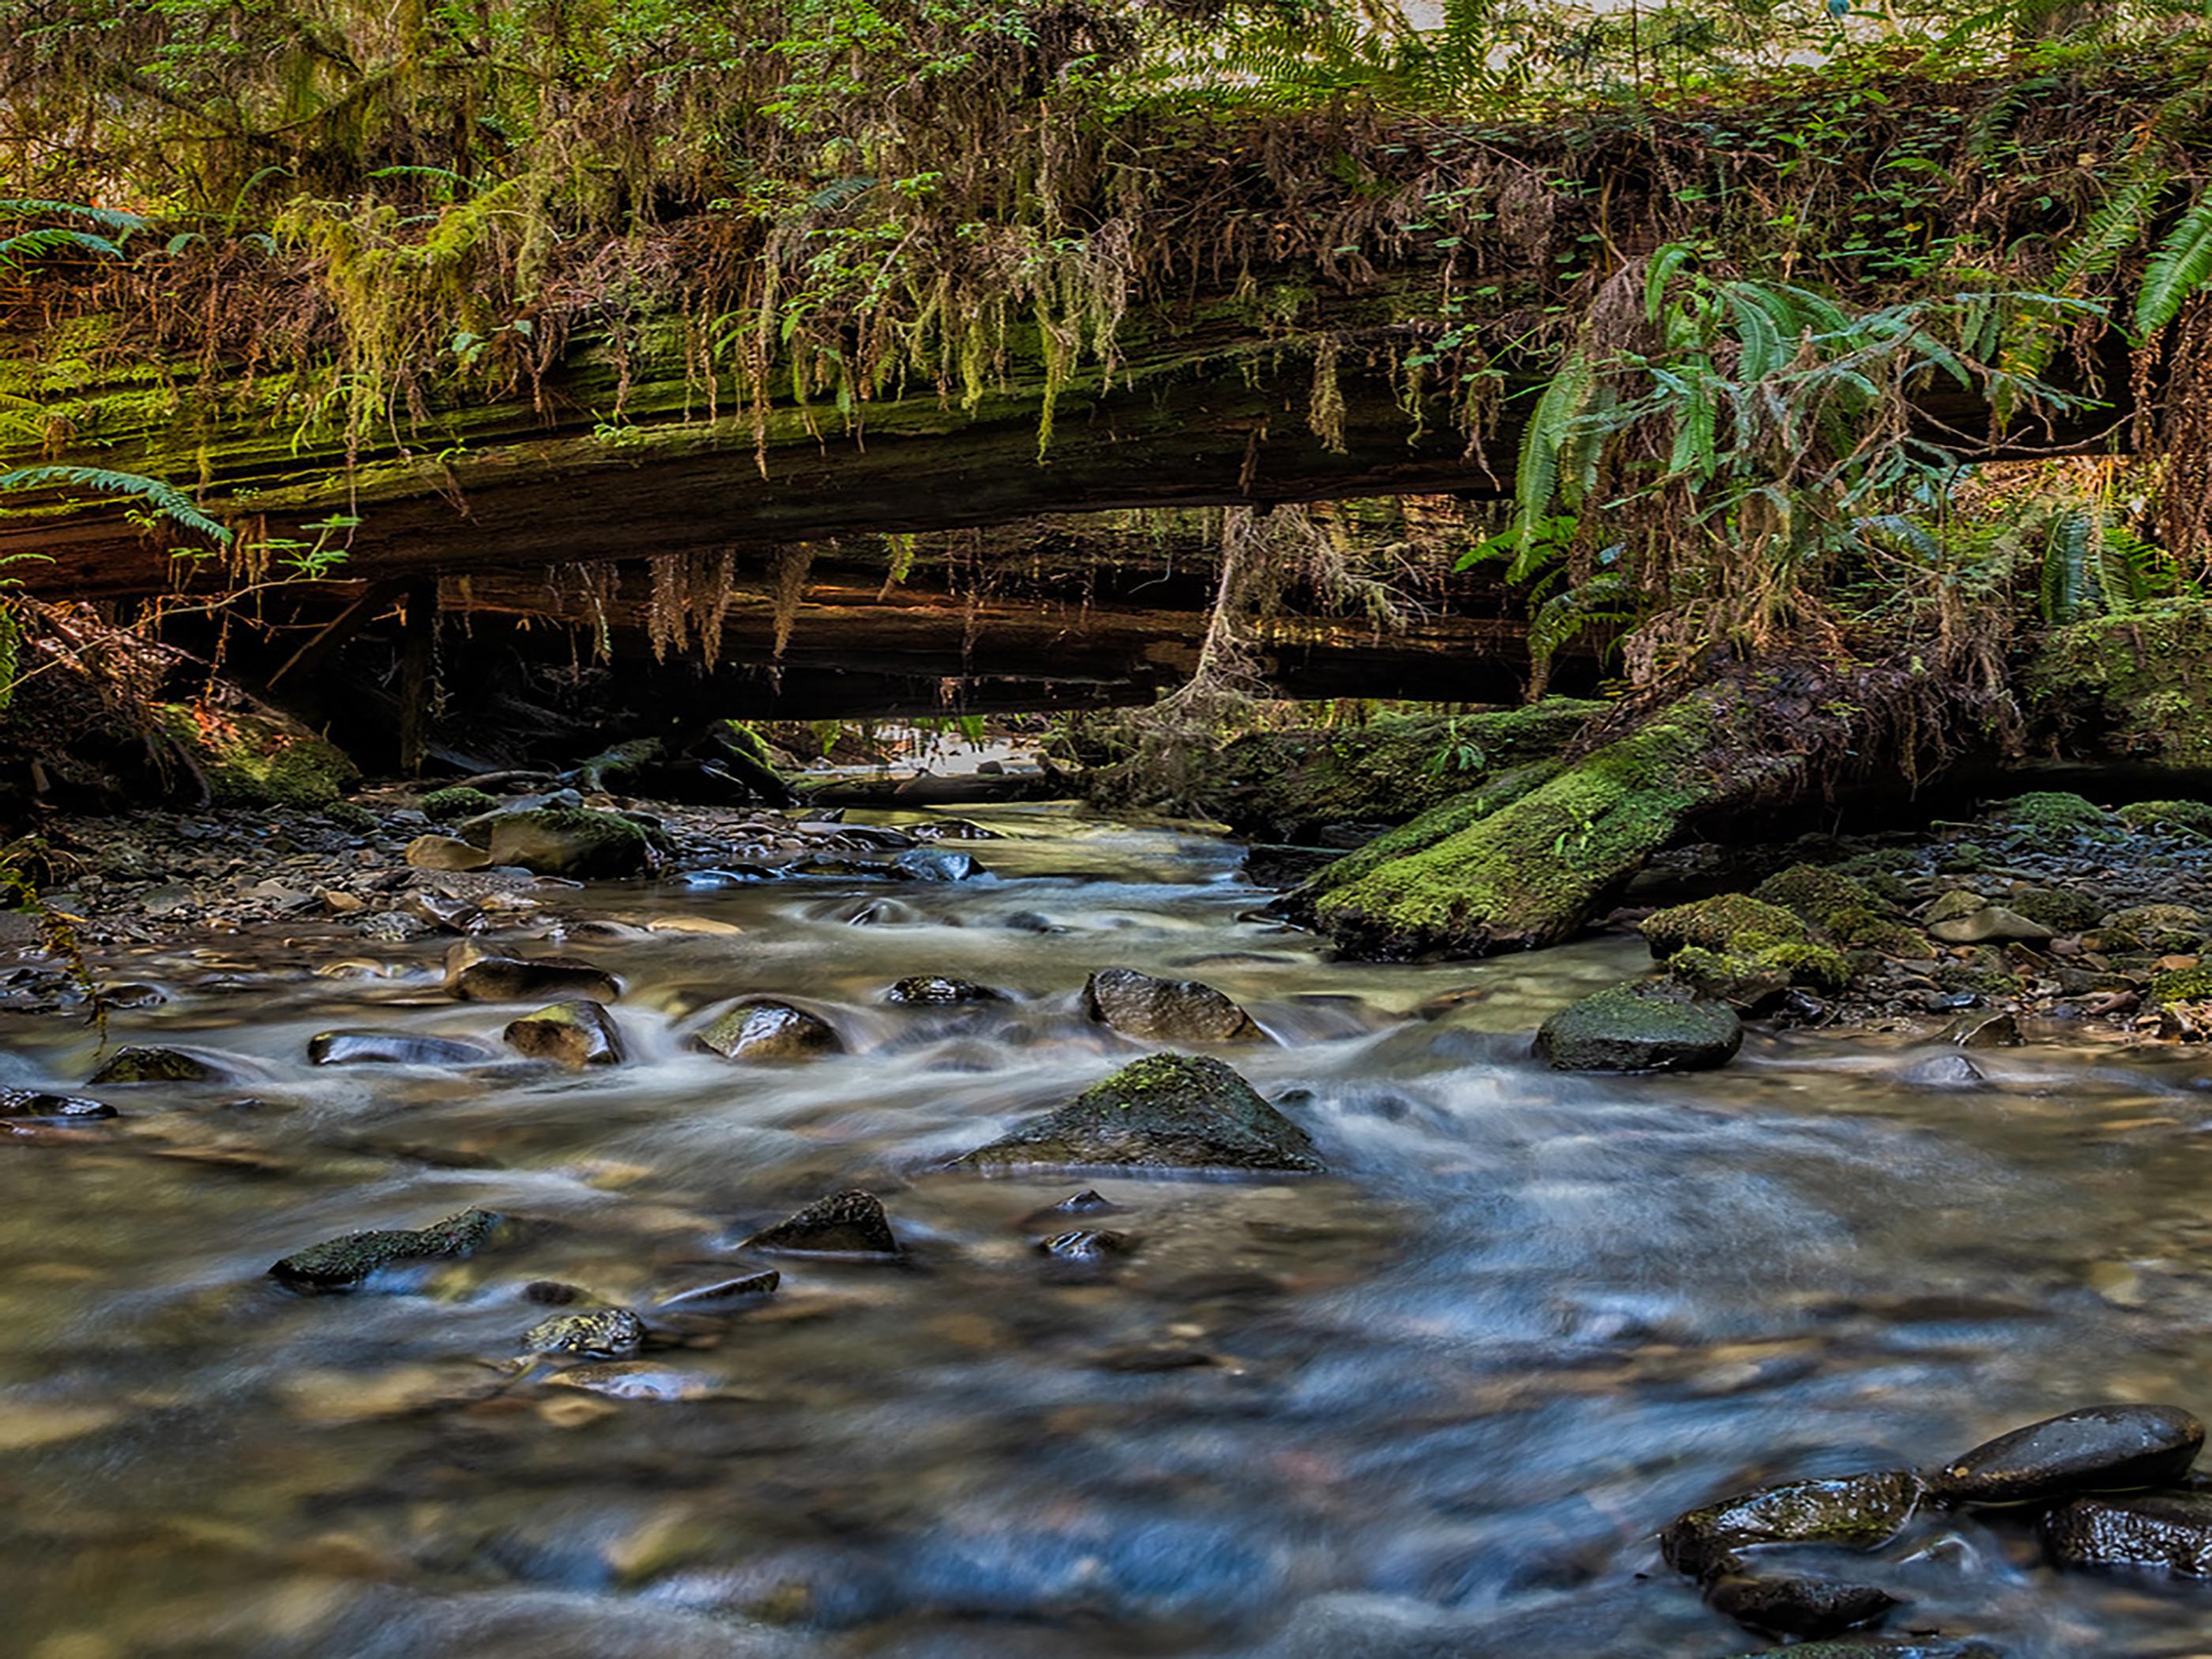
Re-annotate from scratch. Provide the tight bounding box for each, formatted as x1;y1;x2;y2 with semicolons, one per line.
5;805;2212;1658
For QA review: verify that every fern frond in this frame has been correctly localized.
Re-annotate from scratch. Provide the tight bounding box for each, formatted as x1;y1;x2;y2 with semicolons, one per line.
0;465;231;545
2136;195;2212;338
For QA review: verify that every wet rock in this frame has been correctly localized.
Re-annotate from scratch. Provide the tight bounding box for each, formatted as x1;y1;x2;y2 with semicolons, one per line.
269;1207;505;1292
450;954;621;1004
1940;1010;2022;1049
2042;1488;2212;1575
1661;1470;1924;1580
100;983;166;1009
86;1045;229;1084
1929;907;2052;946
893;848;979;881
886;975;1004;1005
0;1087;115;1120
1003;910;1067;934
1036;1228;1136;1266
743;1188;901;1256
524;1280;586;1304
1929;1404;2204;1505
694;1000;844;1061
1717;1640;2002;1659
1924;890;1989;927
404;833;492;872
307;1030;498;1066
547;1360;714;1401
1900;1053;1988;1088
522;1307;647;1358
656;1270;781;1311
1706;1571;1901;1640
952;1052;1324;1175
1084;968;1262;1043
1018;1188;1123;1228
482;807;653;878
1536;984;1742;1073
503;999;625;1067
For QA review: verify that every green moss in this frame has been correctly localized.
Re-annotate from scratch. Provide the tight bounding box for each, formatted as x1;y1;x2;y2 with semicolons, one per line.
1535;982;1742;1071
2150;965;2212;1006
1754;863;1886;932
421;785;500;822
1640;894;1807;958
1300;758;1564;901
1987;790;2111;839
2119;799;2212;837
160;705;359;807
1830;852;1913;908
2004;886;2105;934
1312;691;1725;957
2024;608;2212;770
1758;940;1852;993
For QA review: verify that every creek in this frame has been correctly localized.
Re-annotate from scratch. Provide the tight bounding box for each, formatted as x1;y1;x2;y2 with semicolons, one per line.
2;804;2210;1657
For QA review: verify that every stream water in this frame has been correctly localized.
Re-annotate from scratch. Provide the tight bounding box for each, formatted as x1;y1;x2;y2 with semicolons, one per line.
4;805;2212;1657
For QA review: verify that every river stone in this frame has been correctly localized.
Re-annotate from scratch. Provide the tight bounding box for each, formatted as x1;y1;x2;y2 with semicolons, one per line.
269;1207;505;1292
483;807;652;878
522;1307;647;1358
0;1087;115;1119
656;1270;781;1311
1084;968;1262;1043
1536;984;1742;1073
743;1189;901;1255
1929;906;2051;946
893;848;978;881
952;1052;1323;1174
2042;1489;2212;1574
1718;1642;2004;1659
1924;890;1988;926
1018;1188;1123;1228
1900;1053;1987;1088
1661;1470;1924;1580
86;1045;227;1084
503;999;624;1067
1940;1010;2022;1049
1929;1404;2204;1504
887;975;1004;1005
1706;1571;1901;1640
404;833;491;872
1036;1228;1136;1263
451;955;621;1003
307;1030;498;1066
695;1000;843;1060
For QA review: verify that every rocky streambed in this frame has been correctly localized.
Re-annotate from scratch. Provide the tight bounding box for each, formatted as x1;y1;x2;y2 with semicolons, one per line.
7;791;2212;1656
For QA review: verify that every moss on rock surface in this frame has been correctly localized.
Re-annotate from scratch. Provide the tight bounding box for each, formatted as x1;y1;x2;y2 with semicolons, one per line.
1642;895;1808;958
1535;984;1743;1072
1987;791;2112;840
161;703;359;808
2025;608;2212;771
2119;799;2212;836
482;807;652;878
269;1207;505;1292
420;786;501;823
954;1053;1322;1174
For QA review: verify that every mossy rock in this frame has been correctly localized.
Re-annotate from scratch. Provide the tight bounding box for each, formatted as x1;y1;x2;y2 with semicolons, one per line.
1640;894;1807;960
160;704;359;808
1535;983;1743;1073
482;807;652;878
2149;965;2212;1006
1829;853;1913;908
1755;864;1923;955
86;1045;226;1084
2025;608;2212;771
2119;798;2212;837
1661;1469;1924;1579
1986;790;2112;840
269;1207;505;1292
2004;886;2105;935
952;1053;1322;1174
420;785;501;823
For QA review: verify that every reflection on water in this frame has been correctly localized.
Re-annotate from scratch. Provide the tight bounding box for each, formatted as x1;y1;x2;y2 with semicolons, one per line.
3;803;2212;1656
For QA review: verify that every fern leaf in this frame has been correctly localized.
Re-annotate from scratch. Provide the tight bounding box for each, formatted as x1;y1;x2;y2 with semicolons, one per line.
2136;196;2212;337
0;465;231;545
1512;351;1591;558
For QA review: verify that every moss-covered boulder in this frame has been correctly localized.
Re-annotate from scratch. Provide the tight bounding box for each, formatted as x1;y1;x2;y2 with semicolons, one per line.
419;785;501;824
480;807;652;878
269;1207;505;1292
742;1189;901;1255
1535;984;1743;1072
1986;790;2112;840
160;702;359;808
1641;895;1808;958
2120;799;2212;836
2107;904;2206;954
2024;608;2212;771
2148;965;2212;1006
450;954;621;1004
86;1045;228;1084
522;1307;646;1358
953;1053;1323;1174
2002;886;2105;935
1661;1469;1924;1580
2043;1490;2212;1576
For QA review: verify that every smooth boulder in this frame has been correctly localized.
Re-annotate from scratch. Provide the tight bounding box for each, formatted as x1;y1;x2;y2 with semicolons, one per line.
952;1053;1323;1175
887;976;1003;1005
482;807;653;878
1929;906;2051;946
1537;984;1742;1073
269;1207;505;1292
1706;1571;1901;1641
742;1189;901;1256
2042;1489;2212;1575
1661;1471;1924;1580
0;1087;115;1119
450;954;620;1004
307;1030;498;1067
503;1000;624;1067
1084;968;1262;1043
1928;1404;2204;1505
403;833;491;872
694;1000;842;1061
87;1045;227;1085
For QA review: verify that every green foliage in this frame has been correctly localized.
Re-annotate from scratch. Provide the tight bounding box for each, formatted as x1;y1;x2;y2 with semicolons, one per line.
2137;194;2212;337
0;465;230;546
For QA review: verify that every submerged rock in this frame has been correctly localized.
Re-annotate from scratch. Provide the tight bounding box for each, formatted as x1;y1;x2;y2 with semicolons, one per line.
1717;1642;2003;1659
952;1052;1323;1175
893;848;980;882
1706;1571;1901;1641
450;954;621;1004
1084;968;1262;1043
0;1087;115;1120
503;999;625;1067
1900;1053;1988;1089
1536;984;1742;1073
656;1270;781;1311
1661;1471;1924;1580
87;1045;227;1084
482;807;653;878
1929;1404;2204;1505
307;1030;498;1066
2043;1488;2212;1575
742;1188;901;1255
269;1207;505;1292
1941;1010;2022;1049
694;1000;844;1060
887;975;1003;1005
1018;1188;1123;1228
522;1307;647;1358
